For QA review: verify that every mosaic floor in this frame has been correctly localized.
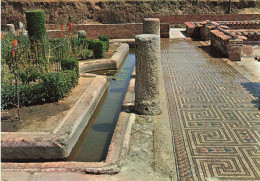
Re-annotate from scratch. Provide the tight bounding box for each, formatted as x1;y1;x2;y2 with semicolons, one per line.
161;39;260;181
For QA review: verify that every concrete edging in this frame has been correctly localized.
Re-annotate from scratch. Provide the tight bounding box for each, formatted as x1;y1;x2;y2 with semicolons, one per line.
2;107;136;175
79;43;129;73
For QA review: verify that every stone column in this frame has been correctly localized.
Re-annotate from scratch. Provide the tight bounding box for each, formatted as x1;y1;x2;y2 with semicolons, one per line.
78;30;86;39
228;38;243;61
143;18;160;35
6;24;16;36
135;34;161;115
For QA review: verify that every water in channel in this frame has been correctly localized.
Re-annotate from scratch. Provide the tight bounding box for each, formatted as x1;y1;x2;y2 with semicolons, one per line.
67;50;135;162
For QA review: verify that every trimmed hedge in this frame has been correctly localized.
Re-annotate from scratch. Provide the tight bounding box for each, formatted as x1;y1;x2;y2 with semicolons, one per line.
19;67;41;84
87;39;106;58
61;57;79;74
1;57;79;109
25;10;47;41
1;83;43;109
98;35;109;52
41;70;78;102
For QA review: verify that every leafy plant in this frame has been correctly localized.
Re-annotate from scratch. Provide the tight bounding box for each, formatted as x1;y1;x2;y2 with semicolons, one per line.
98;35;109;52
41;70;78;102
19;67;41;84
61;57;79;76
87;39;107;58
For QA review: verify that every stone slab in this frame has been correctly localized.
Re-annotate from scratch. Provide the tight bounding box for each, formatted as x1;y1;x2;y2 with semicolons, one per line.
79;43;129;73
110;39;135;48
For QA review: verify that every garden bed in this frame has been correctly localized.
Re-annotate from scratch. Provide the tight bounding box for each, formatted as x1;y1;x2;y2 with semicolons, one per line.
1;74;108;160
1;67;137;175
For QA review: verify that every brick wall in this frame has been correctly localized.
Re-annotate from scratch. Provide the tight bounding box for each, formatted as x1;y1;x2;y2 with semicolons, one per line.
185;20;259;41
47;23;169;39
200;24;216;41
227;30;260;41
218;21;260;29
153;14;260;25
160;24;170;38
210;29;231;57
228;39;243;61
185;22;201;38
210;29;244;61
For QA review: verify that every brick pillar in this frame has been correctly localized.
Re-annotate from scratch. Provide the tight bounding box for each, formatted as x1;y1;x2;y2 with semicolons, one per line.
228;38;243;61
143;18;160;35
201;20;215;41
200;21;207;40
135;34;161;115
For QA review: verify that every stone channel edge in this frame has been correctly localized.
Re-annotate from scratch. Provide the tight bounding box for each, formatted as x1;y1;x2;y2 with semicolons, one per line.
79;43;130;73
2;42;136;175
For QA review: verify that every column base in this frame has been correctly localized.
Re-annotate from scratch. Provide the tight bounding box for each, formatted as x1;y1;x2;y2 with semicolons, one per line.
135;99;162;115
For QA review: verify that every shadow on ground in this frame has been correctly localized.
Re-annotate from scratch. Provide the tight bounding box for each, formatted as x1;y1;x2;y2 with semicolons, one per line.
198;45;227;59
241;82;260;108
180;30;187;37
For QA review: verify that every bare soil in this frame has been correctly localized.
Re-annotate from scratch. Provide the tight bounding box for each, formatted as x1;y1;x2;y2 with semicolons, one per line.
1;77;95;132
238;7;260;14
103;44;119;59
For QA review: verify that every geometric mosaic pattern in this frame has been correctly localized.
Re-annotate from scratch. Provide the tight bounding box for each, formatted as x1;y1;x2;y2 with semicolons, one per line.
161;39;260;180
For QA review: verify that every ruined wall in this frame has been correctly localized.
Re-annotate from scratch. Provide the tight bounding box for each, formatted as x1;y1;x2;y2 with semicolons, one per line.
47;23;170;39
1;0;259;29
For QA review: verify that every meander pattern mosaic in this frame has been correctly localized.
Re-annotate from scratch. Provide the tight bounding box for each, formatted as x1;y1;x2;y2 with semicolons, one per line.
161;39;260;180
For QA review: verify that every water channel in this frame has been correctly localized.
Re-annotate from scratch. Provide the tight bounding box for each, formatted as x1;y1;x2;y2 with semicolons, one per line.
66;50;135;162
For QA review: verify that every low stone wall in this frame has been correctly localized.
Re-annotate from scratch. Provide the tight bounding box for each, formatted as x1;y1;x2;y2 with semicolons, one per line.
154;14;260;25
47;23;170;39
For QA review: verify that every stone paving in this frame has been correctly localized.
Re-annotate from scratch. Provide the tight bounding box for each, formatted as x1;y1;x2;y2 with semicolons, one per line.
161;38;260;180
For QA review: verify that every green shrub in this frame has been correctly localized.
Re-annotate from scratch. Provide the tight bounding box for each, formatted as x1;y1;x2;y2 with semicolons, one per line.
1;83;43;109
79;38;89;49
61;57;79;74
77;38;90;59
19;67;41;84
87;39;106;58
41;70;78;102
18;83;44;106
80;49;91;59
98;35;109;52
1;70;79;109
25;10;47;41
78;31;87;39
1;83;16;109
